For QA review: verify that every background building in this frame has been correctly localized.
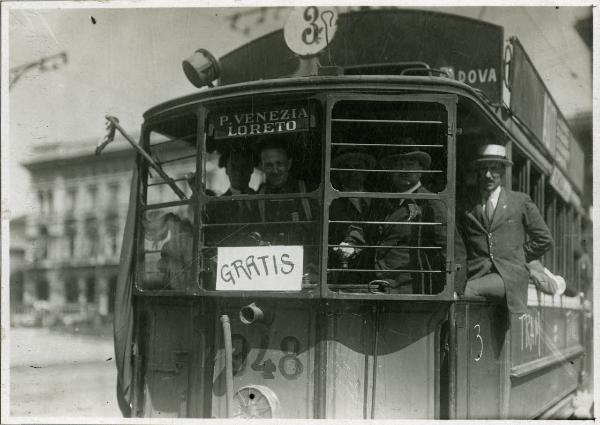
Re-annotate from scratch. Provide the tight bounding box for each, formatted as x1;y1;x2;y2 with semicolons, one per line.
12;139;134;329
11;133;219;329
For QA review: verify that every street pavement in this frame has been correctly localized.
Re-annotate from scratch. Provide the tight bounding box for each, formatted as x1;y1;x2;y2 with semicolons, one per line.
9;327;122;418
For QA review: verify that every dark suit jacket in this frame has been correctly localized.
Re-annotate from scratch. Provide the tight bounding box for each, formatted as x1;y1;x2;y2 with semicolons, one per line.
204;187;259;247
328;196;378;275
458;188;553;314
374;185;447;293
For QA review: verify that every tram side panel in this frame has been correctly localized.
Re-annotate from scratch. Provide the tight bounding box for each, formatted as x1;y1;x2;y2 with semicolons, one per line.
454;302;508;419
508;295;584;418
325;302;447;419
136;299;197;418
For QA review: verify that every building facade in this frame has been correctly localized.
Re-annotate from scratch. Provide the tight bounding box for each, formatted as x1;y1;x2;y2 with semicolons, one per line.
12;134;215;327
14;139;135;327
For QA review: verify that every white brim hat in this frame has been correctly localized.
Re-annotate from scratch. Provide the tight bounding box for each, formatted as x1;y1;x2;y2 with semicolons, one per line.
472;143;513;166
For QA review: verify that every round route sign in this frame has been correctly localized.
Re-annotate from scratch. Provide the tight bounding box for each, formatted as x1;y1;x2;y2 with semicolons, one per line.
284;6;338;57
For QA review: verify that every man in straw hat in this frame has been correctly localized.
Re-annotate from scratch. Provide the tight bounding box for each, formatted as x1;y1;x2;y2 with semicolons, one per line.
372;138;447;294
458;143;553;314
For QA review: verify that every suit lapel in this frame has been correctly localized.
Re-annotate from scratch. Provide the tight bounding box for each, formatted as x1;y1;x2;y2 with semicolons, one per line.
465;199;487;233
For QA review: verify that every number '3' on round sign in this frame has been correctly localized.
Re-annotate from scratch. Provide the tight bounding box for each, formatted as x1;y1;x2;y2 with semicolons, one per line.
284;7;338;57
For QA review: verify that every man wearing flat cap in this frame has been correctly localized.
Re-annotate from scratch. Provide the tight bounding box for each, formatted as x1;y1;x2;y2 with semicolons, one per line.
373;139;447;294
329;148;378;273
458;144;553;315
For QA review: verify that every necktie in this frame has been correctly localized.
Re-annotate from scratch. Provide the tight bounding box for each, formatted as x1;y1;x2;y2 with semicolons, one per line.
486;196;494;223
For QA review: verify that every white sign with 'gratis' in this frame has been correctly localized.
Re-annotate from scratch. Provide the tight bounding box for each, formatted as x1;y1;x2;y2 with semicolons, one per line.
216;246;304;291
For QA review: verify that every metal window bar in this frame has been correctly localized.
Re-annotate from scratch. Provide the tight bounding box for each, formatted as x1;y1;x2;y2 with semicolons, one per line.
157;153;197;165
328;244;443;249
328;268;443;273
200;244;320;249
329;220;442;225
201;192;319;202
147;177;189;187
331;118;443;124
332;142;445;148
201;220;317;227
149;133;196;147
330;168;443;173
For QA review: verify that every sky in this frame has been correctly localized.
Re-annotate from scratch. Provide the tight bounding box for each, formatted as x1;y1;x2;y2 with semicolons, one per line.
4;3;593;217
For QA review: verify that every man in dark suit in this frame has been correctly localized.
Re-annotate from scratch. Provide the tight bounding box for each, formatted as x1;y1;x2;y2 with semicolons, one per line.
256;139;314;245
328;148;377;282
459;144;553;314
373;142;447;294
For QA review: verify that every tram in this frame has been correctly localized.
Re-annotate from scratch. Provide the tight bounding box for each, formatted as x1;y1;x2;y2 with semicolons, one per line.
109;8;592;419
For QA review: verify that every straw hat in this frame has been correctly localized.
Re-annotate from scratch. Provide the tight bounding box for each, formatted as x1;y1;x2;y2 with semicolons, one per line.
471;144;513;166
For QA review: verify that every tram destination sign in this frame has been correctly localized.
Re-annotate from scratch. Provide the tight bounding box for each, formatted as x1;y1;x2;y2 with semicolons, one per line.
211;104;314;139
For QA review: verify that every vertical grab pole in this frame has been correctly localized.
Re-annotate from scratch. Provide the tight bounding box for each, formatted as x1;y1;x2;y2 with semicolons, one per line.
220;315;234;418
370;304;381;419
448;303;457;419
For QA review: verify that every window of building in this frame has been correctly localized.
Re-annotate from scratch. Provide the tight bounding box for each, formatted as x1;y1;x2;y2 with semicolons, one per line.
106;213;119;256
108;182;120;205
108;275;117;314
84;217;100;257
67;188;77;211
36;279;49;301
65;277;79;303
86;277;96;303
36;225;49;260
38;191;45;215
65;218;77;258
87;185;98;209
47;190;54;213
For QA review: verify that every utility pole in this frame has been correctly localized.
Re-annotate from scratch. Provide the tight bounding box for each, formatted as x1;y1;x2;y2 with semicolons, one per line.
9;52;68;89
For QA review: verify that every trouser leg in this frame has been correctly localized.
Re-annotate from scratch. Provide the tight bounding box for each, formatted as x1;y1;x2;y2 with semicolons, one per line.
463;272;506;300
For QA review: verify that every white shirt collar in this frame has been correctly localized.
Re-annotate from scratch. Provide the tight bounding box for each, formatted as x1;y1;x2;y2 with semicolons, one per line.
482;186;502;209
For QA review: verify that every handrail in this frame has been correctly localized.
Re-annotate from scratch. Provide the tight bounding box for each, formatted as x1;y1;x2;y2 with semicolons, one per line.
510;344;584;379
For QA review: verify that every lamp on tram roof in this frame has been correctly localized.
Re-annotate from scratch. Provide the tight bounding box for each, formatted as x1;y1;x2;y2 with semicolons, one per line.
182;48;221;88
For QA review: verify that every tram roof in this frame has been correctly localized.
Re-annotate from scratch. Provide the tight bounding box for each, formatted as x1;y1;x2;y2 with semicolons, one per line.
143;75;493;122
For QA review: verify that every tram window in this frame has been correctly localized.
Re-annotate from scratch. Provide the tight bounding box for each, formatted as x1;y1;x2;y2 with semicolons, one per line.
330;100;448;193
556;199;567;278
530;166;544;214
138;205;195;291
511;149;528;193
327;100;448;294
544;188;557;271
198;100;322;292
146;124;197;205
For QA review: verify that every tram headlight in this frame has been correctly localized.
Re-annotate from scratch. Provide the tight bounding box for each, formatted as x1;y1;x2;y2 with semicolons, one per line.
182;48;221;88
